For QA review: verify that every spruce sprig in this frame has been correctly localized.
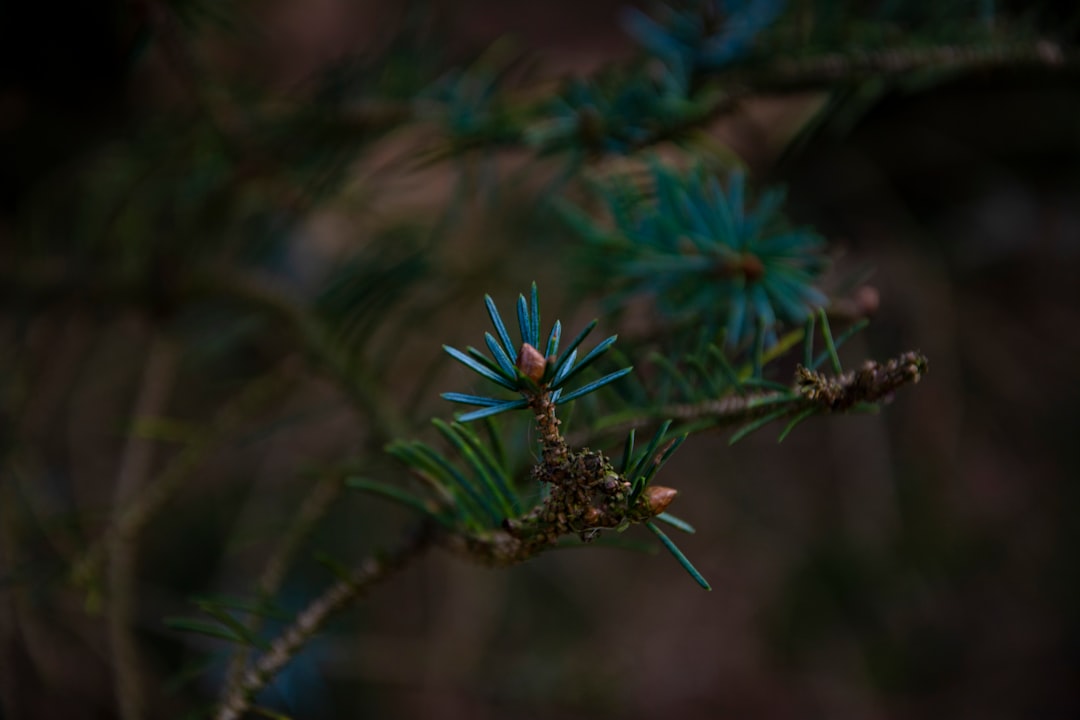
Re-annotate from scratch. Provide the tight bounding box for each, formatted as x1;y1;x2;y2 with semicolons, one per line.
563;163;829;347
441;282;633;421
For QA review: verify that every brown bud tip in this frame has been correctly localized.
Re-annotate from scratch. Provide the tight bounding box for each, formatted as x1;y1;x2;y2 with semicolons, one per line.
516;343;546;384
853;285;880;317
583;506;602;525
739;253;765;282
644;486;678;515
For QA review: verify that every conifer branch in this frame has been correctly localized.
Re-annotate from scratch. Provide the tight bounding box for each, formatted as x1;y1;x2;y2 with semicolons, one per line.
443;387;679;566
794;351;928;409
680;350;925;417
220;471;345;702
108;333;178;720
726;41;1073;91
215;523;435;720
198;269;410;441
72;360;300;603
528;393;569;467
577;351;928;442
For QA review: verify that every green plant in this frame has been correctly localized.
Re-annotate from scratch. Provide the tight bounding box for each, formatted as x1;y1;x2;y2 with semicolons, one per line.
2;1;1074;718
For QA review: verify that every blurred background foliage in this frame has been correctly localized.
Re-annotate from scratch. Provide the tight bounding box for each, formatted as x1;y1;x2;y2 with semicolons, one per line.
2;0;1080;718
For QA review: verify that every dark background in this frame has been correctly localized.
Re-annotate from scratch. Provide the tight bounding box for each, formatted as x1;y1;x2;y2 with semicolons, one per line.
2;2;1079;718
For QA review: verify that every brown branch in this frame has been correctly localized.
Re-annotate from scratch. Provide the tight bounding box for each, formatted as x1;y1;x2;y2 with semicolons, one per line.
571;351;929;444
527;393;569;467
443;387;678;566
195;269;410;442
0;263;410;442
73;359;301;603
219;471;344;704
215;524;435;720
108;333;179;720
727;41;1073;92
794;351;928;411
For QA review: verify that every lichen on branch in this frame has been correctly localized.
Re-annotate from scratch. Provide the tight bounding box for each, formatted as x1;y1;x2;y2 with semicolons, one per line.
445;389;677;565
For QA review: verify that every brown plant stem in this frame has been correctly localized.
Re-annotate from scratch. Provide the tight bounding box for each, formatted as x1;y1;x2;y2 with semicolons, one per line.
528;393;568;466
571;351;929;443
215;524;435;720
108;332;179;720
723;41;1071;92
440;388;675;566
73;359;300;601
219;471;344;705
198;269;410;442
0;264;408;442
